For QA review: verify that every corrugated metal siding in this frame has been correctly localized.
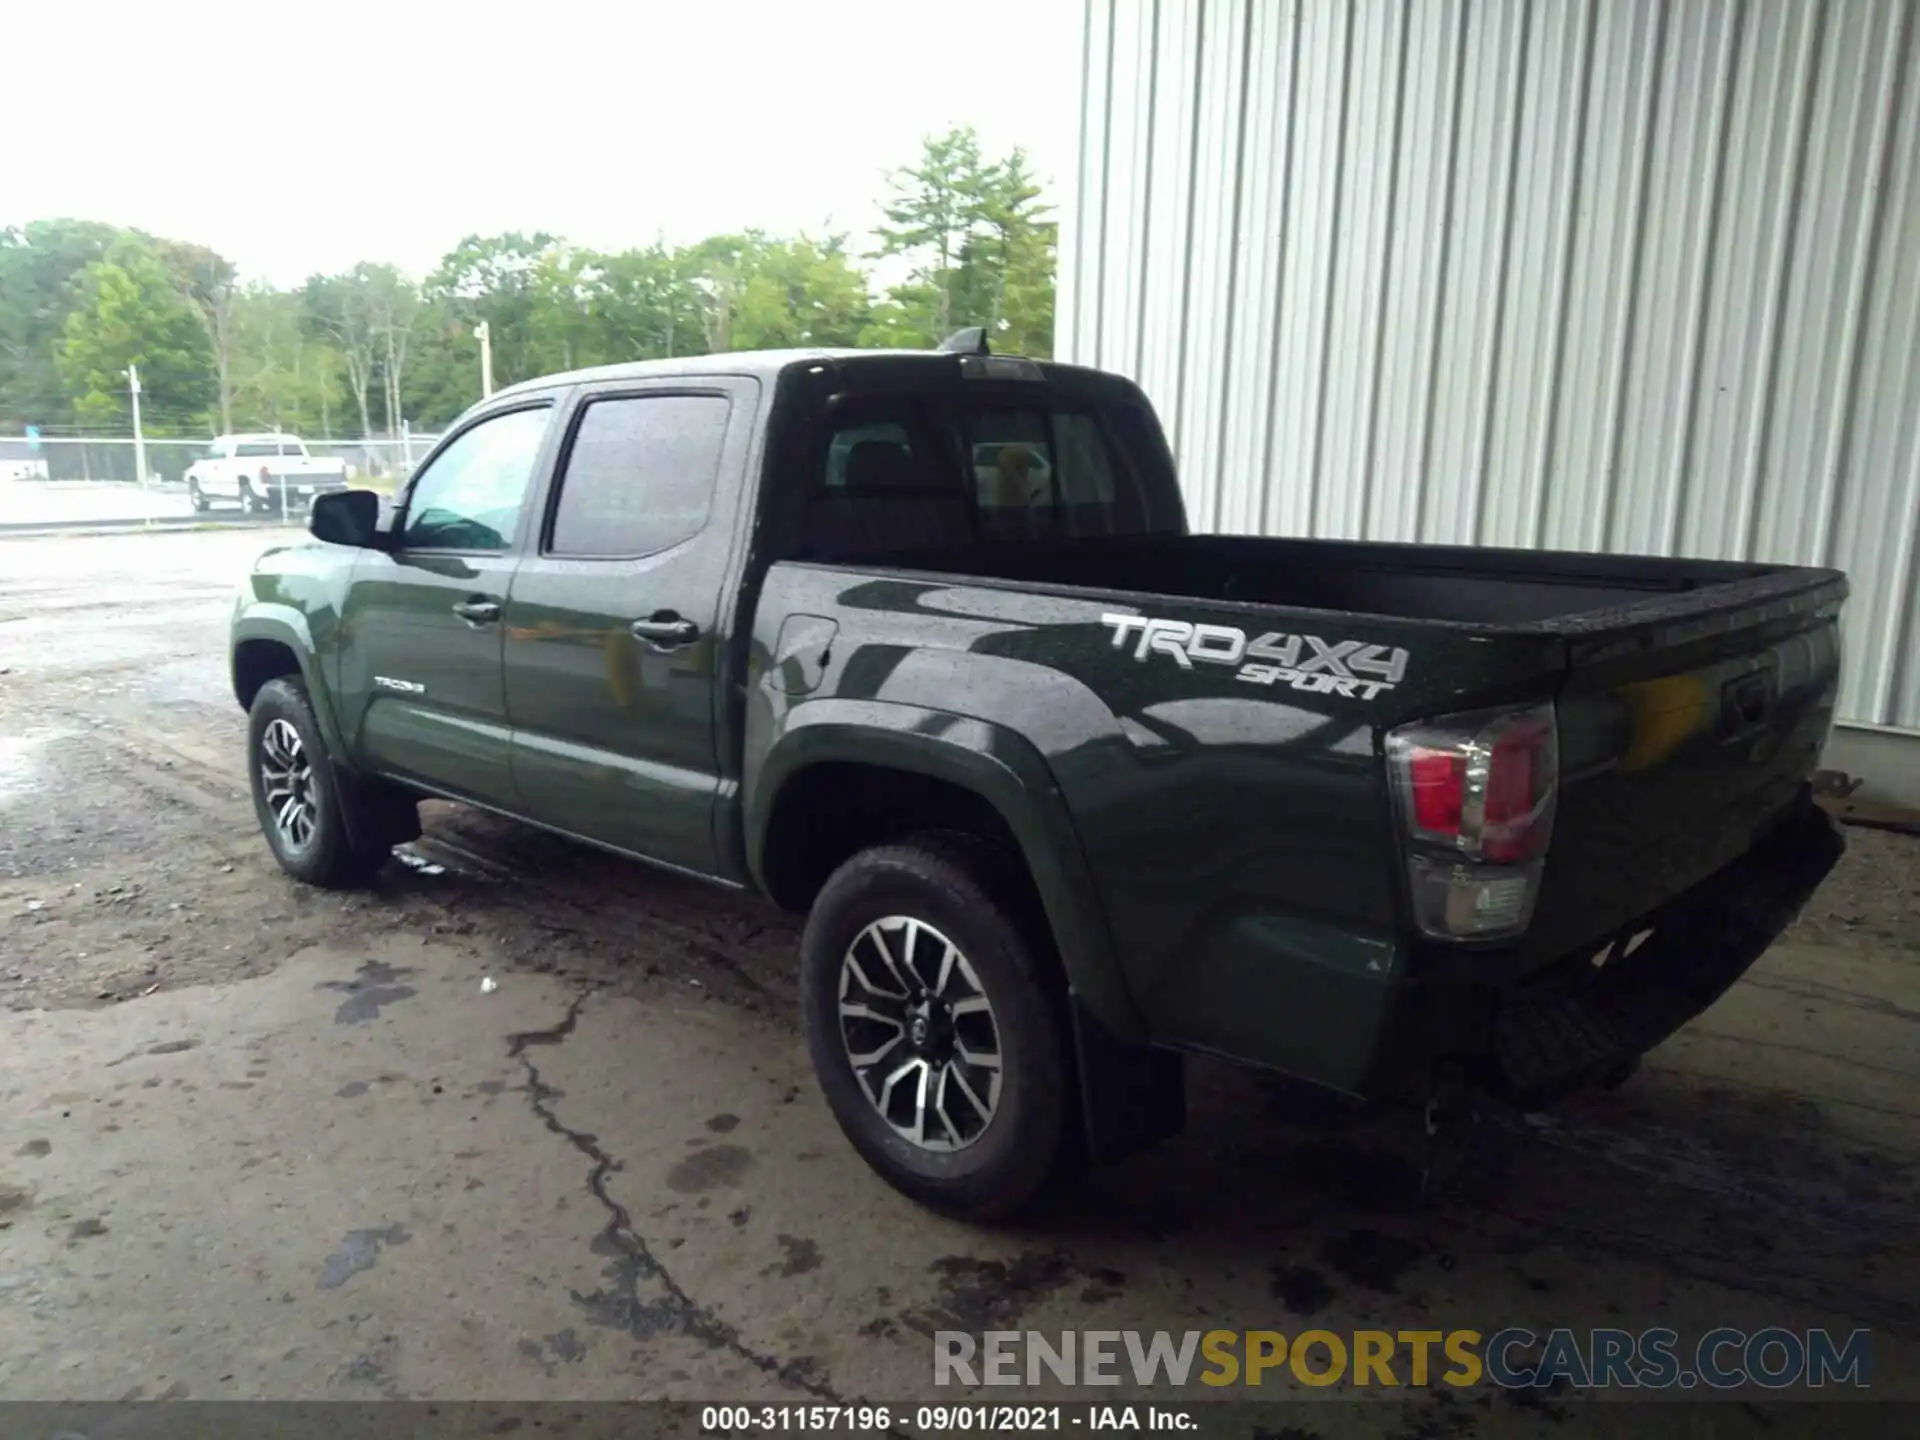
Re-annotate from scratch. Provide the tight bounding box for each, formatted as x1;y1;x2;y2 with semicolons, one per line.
1059;0;1920;731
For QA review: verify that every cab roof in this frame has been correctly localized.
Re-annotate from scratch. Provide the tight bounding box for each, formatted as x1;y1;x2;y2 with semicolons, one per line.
490;348;920;401
485;346;1125;410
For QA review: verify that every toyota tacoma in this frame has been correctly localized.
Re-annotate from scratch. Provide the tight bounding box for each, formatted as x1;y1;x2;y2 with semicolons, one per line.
229;337;1848;1218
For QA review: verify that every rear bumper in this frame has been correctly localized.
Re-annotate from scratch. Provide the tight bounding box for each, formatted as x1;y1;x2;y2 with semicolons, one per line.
1368;796;1845;1107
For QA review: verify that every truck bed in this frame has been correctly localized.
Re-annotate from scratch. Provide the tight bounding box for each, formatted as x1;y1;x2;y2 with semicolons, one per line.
759;528;1844;1085
843;531;1823;631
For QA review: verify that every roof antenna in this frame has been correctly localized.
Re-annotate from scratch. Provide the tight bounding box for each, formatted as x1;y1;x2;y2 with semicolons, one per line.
937;327;990;356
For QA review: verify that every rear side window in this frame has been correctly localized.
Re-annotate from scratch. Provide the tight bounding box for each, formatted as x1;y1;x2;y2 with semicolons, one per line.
548;394;730;558
967;409;1120;512
1052;412;1119;504
801;395;1171;560
962;405;1151;538
825;422;914;488
804;401;968;558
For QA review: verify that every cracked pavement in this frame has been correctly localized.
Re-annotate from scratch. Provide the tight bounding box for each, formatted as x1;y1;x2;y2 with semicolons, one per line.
2;530;1918;1423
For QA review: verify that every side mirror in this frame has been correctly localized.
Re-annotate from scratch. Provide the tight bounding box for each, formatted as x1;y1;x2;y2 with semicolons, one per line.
309;489;385;548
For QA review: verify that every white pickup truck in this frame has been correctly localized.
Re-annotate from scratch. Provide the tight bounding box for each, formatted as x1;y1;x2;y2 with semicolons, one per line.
185;434;351;515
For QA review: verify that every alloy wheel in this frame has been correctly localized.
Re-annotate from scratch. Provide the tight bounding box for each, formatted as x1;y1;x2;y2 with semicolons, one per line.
838;915;1003;1151
258;717;318;852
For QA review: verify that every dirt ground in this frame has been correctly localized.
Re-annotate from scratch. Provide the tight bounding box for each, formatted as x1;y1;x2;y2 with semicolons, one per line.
1;529;1916;1432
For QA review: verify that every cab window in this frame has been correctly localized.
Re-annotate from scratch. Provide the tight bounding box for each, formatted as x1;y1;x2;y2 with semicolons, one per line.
401;407;551;551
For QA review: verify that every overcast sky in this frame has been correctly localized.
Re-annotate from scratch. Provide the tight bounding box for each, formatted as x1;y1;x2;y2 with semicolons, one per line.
9;0;1082;285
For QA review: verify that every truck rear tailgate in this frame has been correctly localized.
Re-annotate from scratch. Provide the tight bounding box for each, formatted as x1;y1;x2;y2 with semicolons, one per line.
1523;565;1846;963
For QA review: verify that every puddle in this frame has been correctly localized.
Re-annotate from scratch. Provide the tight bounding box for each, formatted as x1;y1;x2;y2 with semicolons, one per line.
318;961;420;1025
0;732;61;808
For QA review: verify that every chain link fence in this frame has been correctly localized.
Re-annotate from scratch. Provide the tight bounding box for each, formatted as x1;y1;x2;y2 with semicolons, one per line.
0;435;442;488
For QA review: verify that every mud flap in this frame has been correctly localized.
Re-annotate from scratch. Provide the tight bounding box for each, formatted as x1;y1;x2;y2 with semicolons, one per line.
1070;995;1186;1161
336;770;422;855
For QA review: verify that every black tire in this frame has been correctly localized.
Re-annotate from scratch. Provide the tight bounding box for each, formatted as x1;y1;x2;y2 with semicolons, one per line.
801;833;1075;1221
187;478;209;512
246;677;394;887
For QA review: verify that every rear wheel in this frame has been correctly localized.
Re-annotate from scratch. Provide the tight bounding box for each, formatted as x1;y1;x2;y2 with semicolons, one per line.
187;477;209;512
801;834;1074;1221
247;677;400;887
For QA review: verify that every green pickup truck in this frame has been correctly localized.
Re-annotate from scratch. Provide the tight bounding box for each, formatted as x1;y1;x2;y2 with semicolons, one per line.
230;339;1847;1218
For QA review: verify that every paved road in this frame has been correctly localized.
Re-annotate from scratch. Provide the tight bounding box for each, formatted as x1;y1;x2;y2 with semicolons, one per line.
0;530;1915;1425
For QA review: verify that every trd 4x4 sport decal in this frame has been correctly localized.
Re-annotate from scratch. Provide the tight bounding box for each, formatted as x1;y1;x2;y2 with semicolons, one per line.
1100;614;1410;701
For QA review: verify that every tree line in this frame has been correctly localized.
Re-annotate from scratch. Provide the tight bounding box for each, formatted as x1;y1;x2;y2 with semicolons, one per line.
0;128;1054;442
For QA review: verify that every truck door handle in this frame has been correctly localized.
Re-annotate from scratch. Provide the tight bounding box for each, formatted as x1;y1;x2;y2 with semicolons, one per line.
629;614;699;649
452;599;501;625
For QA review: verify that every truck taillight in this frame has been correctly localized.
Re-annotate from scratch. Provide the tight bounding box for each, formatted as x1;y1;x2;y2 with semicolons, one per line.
1386;701;1558;940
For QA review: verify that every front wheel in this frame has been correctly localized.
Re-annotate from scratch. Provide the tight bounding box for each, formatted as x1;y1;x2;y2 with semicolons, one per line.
247;677;395;887
801;834;1075;1221
187;477;209;512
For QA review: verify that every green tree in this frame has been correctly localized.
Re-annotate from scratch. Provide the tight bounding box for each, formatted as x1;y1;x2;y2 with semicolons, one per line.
875;126;988;336
364;265;421;436
301;264;418;438
301;272;377;439
398;296;483;431
154;239;241;433
5;127;1060;436
229;283;345;436
426;232;558;387
690;232;871;351
962;148;1054;356
524;245;609;373
995;220;1056;359
856;282;942;350
0;219;123;430
595;242;703;359
869;128;1055;356
406;233;582;427
59;239;215;435
682;234;751;354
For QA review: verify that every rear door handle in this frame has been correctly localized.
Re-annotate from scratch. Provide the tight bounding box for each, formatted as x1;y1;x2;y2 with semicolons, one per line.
452;599;501;625
629;614;699;649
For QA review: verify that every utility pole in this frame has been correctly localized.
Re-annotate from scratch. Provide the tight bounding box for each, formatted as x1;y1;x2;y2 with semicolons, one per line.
127;364;149;488
474;321;494;399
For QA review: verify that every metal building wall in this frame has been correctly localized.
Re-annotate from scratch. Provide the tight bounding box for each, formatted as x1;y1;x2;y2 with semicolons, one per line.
1058;0;1920;734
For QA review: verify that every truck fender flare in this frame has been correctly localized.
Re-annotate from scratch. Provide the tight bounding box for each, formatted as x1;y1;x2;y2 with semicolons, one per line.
230;610;348;764
748;702;1147;1048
